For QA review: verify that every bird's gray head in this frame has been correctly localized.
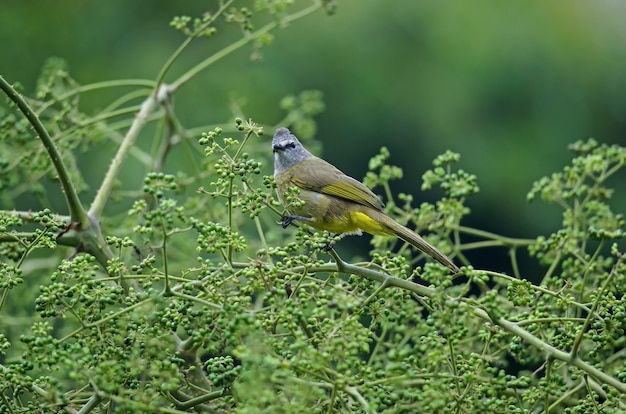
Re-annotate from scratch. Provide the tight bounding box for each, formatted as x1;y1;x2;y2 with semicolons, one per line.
272;127;314;175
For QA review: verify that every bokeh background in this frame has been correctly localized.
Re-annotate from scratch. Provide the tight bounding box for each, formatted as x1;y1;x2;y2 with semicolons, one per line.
3;0;626;270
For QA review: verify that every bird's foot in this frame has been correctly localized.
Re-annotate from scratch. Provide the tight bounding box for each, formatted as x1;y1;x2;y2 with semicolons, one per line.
280;214;312;229
322;233;341;252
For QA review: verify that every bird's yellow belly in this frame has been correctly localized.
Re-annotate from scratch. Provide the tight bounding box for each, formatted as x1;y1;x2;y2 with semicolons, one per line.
307;210;391;236
346;211;390;235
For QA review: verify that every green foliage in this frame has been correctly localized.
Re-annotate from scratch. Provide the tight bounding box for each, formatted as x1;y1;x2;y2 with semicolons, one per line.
1;3;625;414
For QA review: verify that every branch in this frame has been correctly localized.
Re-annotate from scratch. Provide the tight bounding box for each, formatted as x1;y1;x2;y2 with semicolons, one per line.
154;0;235;87
170;1;323;91
298;258;626;394
497;316;626;393
88;94;157;218
0;76;89;227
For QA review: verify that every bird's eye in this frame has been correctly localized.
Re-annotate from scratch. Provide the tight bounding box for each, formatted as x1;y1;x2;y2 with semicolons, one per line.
287;141;296;149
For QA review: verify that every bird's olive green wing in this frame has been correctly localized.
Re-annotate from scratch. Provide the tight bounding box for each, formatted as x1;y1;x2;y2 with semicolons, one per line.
289;157;384;211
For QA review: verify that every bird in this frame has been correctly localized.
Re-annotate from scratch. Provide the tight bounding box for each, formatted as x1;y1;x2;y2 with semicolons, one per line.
272;127;459;273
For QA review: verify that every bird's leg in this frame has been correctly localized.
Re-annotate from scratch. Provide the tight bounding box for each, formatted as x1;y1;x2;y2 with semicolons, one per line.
280;214;313;229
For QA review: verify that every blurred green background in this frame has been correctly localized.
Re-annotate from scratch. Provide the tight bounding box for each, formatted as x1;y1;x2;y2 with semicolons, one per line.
3;1;626;269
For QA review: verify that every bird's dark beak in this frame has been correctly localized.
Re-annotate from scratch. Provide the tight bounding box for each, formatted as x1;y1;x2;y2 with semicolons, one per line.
273;141;296;153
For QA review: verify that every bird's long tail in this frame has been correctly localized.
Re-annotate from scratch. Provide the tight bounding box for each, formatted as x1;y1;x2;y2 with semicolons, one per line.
374;211;460;273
